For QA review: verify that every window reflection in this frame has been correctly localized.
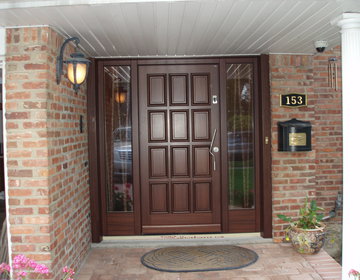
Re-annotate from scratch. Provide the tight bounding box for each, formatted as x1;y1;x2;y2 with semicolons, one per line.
104;66;133;212
226;64;255;209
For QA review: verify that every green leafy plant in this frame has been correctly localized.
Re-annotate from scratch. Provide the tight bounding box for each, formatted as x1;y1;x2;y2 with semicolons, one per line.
278;198;325;229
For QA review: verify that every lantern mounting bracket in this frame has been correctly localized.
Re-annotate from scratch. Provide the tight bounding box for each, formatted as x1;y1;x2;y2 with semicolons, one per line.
56;37;80;85
56;36;90;92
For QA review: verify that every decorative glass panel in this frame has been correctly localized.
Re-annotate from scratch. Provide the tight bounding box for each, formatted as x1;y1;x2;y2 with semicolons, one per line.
226;64;255;209
104;66;133;212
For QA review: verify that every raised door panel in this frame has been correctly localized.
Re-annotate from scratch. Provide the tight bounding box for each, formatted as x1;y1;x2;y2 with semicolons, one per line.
171;147;189;177
172;183;190;213
171;111;189;141
194;182;211;212
193;146;210;177
170;74;188;105
192;74;210;105
149;147;168;178
192;110;210;141
149;111;167;142
148;75;166;105
150;183;168;213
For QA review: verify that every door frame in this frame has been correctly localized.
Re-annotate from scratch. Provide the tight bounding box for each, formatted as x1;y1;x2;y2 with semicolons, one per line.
87;56;272;242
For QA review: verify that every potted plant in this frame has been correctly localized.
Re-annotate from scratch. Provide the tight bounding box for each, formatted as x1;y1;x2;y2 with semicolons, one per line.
278;198;326;254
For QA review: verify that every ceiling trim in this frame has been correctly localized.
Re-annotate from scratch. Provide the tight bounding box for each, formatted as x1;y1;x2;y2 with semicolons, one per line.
0;0;211;10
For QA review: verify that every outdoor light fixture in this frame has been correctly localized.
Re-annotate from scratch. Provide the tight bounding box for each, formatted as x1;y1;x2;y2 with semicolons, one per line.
56;37;90;92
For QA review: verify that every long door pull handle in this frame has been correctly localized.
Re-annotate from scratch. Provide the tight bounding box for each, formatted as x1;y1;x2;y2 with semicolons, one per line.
209;129;217;171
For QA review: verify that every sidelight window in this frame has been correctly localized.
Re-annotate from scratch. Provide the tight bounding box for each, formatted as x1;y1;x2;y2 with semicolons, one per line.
103;66;133;212
226;64;255;209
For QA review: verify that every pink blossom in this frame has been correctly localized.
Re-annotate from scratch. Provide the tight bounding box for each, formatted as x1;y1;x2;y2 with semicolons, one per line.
62;266;75;276
349;269;360;280
34;263;49;274
15;270;27;279
13;255;29;269
27;260;38;269
349;269;360;276
0;262;11;272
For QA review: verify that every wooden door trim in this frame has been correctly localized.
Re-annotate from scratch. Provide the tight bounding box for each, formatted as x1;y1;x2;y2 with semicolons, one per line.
259;54;272;238
87;58;102;243
219;59;228;232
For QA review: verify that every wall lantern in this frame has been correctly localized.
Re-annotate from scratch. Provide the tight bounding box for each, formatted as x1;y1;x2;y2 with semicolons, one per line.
56;37;90;92
115;91;127;104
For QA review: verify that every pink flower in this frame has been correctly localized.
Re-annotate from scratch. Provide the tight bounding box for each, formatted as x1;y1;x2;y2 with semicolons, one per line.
62;266;75;276
34;263;49;274
13;255;29;269
349;269;360;280
0;262;11;272
15;270;27;279
27;260;38;269
349;269;360;275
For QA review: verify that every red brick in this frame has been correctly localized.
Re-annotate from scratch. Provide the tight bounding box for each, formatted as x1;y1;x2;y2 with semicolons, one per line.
23;121;47;129
8;189;32;196
24;236;51;243
8;150;32;157
23;216;50;224
23;159;48;167
10;226;35;234
13;245;36;252
7;54;31;61
23;81;46;89
24;63;48;70
8;169;33;177
5;112;30;119
24;198;49;205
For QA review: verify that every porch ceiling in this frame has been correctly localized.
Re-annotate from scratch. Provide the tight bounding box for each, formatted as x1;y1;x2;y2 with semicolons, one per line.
0;0;360;57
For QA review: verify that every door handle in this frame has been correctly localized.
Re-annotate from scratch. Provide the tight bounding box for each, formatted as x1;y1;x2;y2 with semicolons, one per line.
209;129;217;171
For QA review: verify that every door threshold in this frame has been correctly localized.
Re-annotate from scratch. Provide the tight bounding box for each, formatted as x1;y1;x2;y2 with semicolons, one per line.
94;233;272;248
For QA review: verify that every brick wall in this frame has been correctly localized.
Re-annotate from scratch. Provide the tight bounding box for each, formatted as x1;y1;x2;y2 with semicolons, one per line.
270;48;343;241
5;27;91;278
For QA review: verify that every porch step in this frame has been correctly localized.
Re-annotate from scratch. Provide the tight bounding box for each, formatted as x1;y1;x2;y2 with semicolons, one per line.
93;233;272;248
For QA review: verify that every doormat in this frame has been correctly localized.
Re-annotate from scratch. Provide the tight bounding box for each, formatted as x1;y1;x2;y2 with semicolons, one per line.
141;245;258;272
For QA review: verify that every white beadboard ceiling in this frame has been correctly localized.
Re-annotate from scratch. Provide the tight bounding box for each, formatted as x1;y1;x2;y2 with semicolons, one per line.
0;0;360;57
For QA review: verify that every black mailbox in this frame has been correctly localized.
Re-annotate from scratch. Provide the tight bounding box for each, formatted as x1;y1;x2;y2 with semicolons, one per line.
278;118;312;152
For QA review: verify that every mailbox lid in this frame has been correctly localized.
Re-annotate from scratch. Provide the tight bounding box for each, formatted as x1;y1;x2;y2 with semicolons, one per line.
278;118;311;129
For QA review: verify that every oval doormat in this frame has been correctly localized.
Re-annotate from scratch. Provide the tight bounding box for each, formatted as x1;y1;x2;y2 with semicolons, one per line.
141;245;258;272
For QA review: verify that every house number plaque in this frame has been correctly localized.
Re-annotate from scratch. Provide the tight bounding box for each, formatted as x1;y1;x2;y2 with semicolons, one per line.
280;93;307;108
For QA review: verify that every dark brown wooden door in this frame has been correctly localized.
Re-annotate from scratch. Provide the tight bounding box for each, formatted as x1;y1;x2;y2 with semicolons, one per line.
139;64;221;234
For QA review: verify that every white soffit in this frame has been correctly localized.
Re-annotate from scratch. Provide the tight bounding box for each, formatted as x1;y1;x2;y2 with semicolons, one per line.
0;0;360;57
0;27;5;59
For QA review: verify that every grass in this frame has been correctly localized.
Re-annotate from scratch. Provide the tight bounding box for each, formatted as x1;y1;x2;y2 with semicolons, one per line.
228;160;255;209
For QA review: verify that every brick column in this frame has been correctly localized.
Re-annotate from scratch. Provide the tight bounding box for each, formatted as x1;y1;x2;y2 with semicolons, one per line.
270;55;317;241
5;27;91;278
333;12;360;278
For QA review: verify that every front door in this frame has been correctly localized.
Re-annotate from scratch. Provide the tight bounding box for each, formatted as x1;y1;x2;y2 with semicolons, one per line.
138;64;221;234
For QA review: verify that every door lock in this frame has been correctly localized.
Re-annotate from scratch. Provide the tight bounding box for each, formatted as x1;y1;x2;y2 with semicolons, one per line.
212;95;218;104
212;147;219;153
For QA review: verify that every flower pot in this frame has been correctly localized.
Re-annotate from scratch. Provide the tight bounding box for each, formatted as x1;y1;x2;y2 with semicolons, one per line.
288;223;326;254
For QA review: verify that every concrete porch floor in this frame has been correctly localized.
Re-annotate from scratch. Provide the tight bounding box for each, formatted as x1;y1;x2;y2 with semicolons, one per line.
76;236;342;280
